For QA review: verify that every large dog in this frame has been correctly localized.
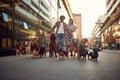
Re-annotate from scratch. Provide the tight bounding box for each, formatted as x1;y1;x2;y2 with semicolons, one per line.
49;33;57;57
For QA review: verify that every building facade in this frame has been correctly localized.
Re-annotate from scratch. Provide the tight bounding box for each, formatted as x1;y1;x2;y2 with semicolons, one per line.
73;14;82;41
91;15;107;47
0;0;73;55
101;0;120;49
91;0;120;49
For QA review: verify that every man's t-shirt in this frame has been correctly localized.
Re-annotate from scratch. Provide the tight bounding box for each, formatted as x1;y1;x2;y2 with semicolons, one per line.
57;22;64;33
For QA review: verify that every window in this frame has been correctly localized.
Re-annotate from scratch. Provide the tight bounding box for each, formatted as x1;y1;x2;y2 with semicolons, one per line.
23;22;29;29
2;12;9;22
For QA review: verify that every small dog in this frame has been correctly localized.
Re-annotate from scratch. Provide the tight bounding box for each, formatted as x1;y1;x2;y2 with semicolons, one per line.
80;48;88;61
68;43;75;56
74;46;80;59
87;51;93;60
15;44;22;56
32;47;46;58
19;46;26;55
58;47;68;60
49;33;57;57
38;47;46;58
32;48;39;58
91;47;100;61
87;47;100;61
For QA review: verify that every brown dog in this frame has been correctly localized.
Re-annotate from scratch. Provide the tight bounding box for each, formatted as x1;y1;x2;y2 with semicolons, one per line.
49;33;57;57
32;47;46;58
68;43;80;59
68;43;75;56
32;48;39;58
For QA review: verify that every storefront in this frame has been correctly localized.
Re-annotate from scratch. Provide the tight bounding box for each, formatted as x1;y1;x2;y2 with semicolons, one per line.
0;10;40;55
101;18;120;49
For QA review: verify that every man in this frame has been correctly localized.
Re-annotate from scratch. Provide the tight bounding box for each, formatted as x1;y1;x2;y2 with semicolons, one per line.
49;15;68;53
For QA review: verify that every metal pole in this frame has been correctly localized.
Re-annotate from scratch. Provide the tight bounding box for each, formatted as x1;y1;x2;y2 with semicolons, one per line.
11;0;15;48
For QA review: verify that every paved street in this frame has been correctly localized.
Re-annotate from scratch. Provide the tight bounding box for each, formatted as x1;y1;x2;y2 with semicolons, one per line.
0;50;120;80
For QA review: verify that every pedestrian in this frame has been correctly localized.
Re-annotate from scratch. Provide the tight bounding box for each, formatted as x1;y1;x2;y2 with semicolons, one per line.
48;15;68;53
64;18;77;54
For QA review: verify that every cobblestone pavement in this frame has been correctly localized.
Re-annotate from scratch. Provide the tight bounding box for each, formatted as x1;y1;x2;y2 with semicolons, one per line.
0;50;120;80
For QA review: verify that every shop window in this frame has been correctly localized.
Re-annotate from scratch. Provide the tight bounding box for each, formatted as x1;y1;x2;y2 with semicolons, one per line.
1;12;9;22
23;22;29;29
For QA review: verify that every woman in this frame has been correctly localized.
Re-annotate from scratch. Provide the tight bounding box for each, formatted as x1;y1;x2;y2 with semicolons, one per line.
64;19;77;54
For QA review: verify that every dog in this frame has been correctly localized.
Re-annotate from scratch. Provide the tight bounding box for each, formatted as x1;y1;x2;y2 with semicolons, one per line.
87;51;93;60
68;43;80;59
58;46;68;60
74;46;80;59
90;47;100;61
49;33;57;57
86;48;93;60
38;47;46;58
87;47;100;61
32;47;40;58
79;46;88;61
16;44;22;56
32;47;46;58
68;43;75;56
19;46;26;55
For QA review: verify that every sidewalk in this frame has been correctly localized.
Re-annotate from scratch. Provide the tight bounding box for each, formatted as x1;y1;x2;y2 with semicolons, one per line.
102;49;120;54
0;48;120;80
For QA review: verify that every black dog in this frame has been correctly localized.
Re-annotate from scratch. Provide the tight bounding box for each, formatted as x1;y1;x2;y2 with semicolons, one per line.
87;51;93;60
88;47;100;61
38;47;46;58
58;47;68;60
